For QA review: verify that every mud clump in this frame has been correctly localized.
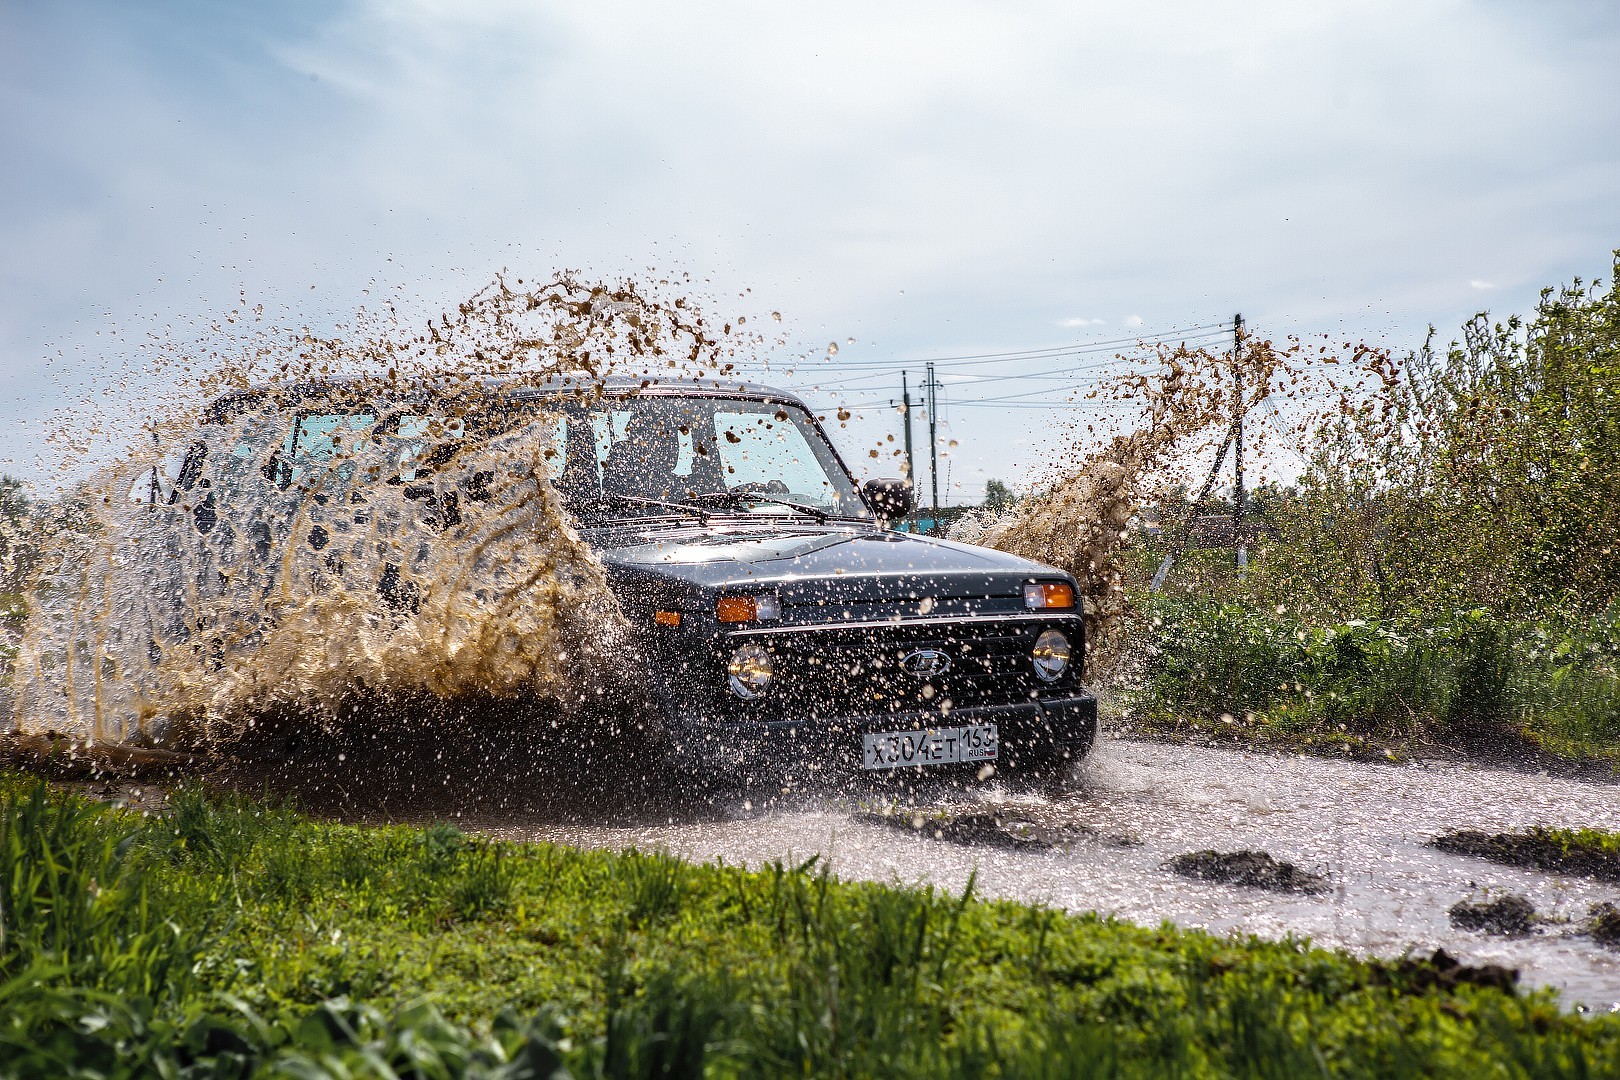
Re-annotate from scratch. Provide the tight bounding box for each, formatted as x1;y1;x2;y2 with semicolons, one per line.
1448;893;1537;937
1432;829;1620;883
1371;948;1519;996
862;808;1097;851
1167;849;1328;894
1588;902;1620;948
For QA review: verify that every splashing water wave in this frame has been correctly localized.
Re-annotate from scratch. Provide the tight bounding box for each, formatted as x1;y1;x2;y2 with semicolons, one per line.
952;335;1396;670
6;275;751;750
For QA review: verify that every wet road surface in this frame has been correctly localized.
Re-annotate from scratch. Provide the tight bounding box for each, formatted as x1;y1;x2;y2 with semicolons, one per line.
479;736;1620;1009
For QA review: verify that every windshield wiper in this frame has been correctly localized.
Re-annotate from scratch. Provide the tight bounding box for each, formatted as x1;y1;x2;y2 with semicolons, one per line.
687;490;831;522
590;494;711;522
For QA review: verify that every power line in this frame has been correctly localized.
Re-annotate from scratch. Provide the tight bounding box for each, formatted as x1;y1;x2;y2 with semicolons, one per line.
839;399;1142;411
756;328;1230;395
777;323;1230;372
859;322;1230;365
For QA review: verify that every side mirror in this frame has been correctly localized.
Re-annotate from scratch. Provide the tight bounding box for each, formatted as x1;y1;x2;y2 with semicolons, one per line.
862;477;914;521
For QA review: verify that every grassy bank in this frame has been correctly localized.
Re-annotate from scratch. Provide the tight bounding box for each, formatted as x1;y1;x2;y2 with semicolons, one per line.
1121;598;1620;766
3;773;1618;1077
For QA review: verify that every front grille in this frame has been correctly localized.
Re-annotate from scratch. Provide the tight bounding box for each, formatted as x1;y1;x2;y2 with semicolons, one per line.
730;615;1081;719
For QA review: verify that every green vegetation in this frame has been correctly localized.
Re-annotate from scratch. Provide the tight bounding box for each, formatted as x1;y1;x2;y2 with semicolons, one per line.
983;479;1017;516
1127;599;1620;762
4;773;1618;1077
1130;251;1620;764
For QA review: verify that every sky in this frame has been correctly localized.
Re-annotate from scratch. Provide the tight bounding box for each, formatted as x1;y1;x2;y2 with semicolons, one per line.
2;0;1618;500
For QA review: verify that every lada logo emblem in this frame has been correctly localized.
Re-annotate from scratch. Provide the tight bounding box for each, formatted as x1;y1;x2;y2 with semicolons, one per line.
901;649;951;677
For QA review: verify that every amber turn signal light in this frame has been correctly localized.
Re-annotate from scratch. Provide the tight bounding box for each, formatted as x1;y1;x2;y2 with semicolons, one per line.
716;594;782;623
716;596;756;623
1024;582;1076;609
654;610;682;627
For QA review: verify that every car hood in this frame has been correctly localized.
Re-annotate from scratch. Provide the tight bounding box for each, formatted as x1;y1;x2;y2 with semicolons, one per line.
587;521;1066;610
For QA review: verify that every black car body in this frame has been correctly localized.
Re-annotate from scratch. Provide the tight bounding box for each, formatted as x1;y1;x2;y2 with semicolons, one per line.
133;376;1098;785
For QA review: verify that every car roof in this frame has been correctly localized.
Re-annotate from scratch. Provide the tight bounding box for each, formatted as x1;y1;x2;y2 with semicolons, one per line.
202;374;811;424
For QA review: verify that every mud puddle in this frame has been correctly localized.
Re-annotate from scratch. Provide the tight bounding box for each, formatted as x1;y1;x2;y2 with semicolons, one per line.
477;735;1620;1008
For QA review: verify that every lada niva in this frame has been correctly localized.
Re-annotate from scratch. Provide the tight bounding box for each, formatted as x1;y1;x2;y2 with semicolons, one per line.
132;377;1099;789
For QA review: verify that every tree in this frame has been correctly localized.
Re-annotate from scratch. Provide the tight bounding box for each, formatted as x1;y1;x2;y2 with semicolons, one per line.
0;475;31;591
1260;249;1620;620
983;478;1016;516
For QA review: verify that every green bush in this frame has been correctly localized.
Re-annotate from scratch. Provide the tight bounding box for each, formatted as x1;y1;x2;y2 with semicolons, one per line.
1130;598;1620;757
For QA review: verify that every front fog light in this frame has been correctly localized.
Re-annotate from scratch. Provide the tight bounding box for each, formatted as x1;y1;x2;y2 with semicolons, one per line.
728;644;775;699
1031;629;1071;683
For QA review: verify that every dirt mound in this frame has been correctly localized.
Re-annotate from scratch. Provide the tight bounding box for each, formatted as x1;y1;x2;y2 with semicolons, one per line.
1448;893;1537;937
1588;902;1620;948
1371;948;1519;995
1433;829;1620;883
861;807;1100;851
1167;849;1328;894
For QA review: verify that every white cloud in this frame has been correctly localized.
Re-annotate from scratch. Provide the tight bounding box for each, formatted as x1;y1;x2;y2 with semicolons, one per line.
2;0;1619;491
1469;279;1498;290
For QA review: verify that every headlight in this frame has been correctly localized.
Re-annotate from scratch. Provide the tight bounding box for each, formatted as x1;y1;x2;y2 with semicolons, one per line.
728;644;775;699
1031;629;1071;683
1024;582;1076;609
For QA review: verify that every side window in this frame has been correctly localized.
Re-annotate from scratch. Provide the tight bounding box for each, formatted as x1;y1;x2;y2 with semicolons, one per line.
280;413;377;487
289;413;377;460
394;415;466;482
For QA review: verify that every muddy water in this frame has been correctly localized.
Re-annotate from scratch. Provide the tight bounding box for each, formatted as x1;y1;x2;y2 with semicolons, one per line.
481;736;1620;1008
5;276;748;747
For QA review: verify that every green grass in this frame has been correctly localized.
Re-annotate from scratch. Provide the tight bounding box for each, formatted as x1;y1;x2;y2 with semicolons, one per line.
2;772;1617;1078
1528;827;1620;859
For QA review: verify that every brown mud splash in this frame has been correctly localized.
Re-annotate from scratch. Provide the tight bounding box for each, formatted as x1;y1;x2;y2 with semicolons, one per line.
5;275;754;751
952;334;1396;669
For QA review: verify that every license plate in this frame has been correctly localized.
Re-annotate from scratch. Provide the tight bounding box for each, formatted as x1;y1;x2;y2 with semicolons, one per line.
861;723;999;770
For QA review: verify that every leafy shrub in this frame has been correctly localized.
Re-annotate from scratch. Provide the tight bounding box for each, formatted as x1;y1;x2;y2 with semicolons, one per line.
1131;598;1620;755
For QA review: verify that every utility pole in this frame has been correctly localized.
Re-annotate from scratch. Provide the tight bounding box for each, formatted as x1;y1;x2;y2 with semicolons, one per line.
925;361;941;524
1232;312;1247;572
1149;421;1237;592
899;371;916;490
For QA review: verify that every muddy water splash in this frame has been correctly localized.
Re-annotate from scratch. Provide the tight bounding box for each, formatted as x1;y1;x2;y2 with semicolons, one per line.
7;275;750;748
952;336;1396;666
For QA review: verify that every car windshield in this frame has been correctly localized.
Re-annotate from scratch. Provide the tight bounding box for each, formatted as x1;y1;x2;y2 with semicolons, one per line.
140;390;870;520
532;395;870;521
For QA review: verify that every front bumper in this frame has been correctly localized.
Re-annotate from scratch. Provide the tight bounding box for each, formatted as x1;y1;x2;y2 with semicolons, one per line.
669;692;1099;776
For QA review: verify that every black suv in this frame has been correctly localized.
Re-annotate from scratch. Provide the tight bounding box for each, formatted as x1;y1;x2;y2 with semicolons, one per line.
138;377;1098;788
